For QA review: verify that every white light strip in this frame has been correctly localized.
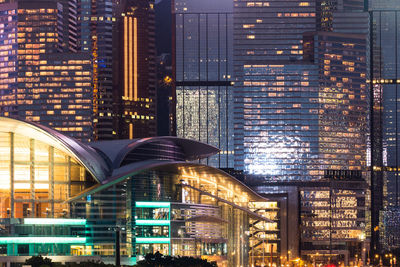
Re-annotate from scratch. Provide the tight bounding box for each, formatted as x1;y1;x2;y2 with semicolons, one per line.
24;218;86;225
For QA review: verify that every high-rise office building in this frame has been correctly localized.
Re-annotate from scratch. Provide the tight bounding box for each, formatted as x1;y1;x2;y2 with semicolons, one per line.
173;0;234;168
368;0;400;252
0;0;96;142
113;0;157;139
233;0;317;174
233;0;368;181
233;1;369;260
369;0;400;214
78;0;114;140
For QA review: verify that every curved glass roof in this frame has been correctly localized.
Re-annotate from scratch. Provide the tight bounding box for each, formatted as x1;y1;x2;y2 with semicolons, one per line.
0;117;221;184
0;117;110;182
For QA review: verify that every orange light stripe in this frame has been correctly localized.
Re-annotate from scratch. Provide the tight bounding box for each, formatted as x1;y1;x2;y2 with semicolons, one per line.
124;17;128;99
129;17;133;100
134;17;138;101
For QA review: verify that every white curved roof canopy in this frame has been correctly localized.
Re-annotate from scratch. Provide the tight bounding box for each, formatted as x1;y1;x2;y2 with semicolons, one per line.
0;117;110;182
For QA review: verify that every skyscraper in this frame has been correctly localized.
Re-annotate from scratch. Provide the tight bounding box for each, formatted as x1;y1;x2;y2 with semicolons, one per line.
368;0;400;252
233;0;368;181
78;0;114;140
113;0;157;139
233;0;317;175
232;0;369;261
173;0;234;168
0;0;96;142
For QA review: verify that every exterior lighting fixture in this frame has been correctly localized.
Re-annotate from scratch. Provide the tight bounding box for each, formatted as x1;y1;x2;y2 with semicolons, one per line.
24;218;86;225
0;237;86;244
135;201;170;208
135;237;170;244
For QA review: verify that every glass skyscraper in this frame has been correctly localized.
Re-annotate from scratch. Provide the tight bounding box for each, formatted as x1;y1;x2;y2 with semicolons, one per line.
238;63;320;178
233;0;317;176
173;0;234;168
369;0;400;209
369;0;400;252
233;0;368;181
79;0;114;140
0;0;96;142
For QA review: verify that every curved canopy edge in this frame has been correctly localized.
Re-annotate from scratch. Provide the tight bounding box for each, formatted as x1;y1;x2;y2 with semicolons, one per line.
0;117;109;182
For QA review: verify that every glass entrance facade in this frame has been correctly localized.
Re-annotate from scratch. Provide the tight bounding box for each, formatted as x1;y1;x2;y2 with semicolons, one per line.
0;116;281;266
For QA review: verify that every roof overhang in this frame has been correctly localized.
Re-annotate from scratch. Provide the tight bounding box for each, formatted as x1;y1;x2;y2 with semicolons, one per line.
90;136;220;168
0;117;109;182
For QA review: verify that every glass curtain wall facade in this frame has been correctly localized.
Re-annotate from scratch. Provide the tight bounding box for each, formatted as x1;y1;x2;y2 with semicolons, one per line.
370;7;400;211
0;126;97;257
300;178;367;265
71;167;280;266
0;1;96;142
20;54;93;142
0;132;94;219
0;117;281;266
369;0;400;251
234;35;367;181
233;0;368;182
239;63;320;179
233;0;317;174
174;0;234;168
304;32;368;176
79;0;114;140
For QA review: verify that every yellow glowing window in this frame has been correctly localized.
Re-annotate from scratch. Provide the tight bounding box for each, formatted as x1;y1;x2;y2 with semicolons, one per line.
243;24;255;28
276;50;283;55
256;19;262;23
299;2;310;6
247;35;255;39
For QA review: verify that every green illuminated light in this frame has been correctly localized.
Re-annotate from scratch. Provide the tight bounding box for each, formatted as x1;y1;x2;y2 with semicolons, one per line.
0;237;87;244
135;219;170;226
135;237;170;244
24;218;86;225
135;202;170;208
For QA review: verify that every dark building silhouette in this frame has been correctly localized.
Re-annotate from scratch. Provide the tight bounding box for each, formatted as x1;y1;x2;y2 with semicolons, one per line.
114;0;157;139
368;0;400;253
78;0;114;140
155;0;175;136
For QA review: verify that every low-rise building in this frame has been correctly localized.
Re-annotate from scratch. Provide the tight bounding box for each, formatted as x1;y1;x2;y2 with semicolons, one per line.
0;116;279;266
